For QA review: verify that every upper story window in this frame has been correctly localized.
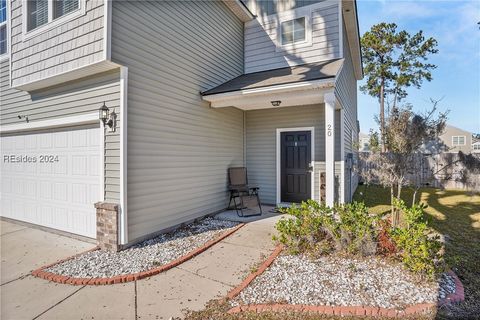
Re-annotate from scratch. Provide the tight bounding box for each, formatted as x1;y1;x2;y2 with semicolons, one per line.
0;0;7;56
473;143;480;151
25;0;81;34
27;0;49;31
53;0;79;19
452;136;466;146
275;10;312;52
281;17;306;45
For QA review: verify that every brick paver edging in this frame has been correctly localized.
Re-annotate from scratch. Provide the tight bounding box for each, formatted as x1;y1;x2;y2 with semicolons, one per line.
31;223;245;285
438;270;465;306
226;244;284;300
226;245;465;318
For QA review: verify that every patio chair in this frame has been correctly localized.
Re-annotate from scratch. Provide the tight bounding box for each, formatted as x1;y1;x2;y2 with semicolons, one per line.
228;167;262;217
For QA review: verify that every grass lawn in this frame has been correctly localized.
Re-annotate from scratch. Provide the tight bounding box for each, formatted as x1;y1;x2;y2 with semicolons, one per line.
185;186;479;320
354;185;480;319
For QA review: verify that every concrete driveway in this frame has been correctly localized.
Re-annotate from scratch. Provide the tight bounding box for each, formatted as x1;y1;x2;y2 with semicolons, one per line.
0;215;280;320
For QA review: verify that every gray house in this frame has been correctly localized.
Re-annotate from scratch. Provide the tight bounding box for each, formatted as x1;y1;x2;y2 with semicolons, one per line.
0;0;362;248
422;124;475;154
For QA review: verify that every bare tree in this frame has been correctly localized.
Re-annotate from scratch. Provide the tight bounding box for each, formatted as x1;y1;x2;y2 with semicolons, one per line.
358;100;448;226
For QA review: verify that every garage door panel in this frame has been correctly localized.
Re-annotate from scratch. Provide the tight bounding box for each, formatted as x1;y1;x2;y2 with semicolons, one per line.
54;131;69;148
55;155;68;174
1;125;101;238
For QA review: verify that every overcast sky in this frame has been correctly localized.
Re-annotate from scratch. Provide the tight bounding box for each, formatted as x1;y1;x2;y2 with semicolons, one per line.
356;0;480;135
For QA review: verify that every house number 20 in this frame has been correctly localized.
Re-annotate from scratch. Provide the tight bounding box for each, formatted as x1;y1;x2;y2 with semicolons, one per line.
327;124;332;137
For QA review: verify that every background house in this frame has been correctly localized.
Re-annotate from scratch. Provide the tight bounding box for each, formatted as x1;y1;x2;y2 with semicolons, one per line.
1;0;362;248
423;124;475;154
358;132;370;152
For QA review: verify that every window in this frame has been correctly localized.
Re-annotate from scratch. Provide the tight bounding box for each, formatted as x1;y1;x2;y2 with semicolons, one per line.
281;17;306;45
452;136;466;146
473;143;480;150
53;0;79;19
0;0;6;55
26;0;80;32
27;0;49;31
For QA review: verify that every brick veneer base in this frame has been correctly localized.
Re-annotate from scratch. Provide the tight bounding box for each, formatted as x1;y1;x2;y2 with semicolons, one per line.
32;223;245;285
226;245;465;318
95;202;119;251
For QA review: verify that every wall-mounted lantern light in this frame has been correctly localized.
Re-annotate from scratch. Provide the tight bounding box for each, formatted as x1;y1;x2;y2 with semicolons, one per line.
98;102;117;132
271;100;281;107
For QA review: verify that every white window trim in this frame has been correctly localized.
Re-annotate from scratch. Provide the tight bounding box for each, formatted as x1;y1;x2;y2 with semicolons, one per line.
275;9;312;52
22;0;86;41
276;127;315;205
0;0;8;60
472;142;480;150
452;135;466;146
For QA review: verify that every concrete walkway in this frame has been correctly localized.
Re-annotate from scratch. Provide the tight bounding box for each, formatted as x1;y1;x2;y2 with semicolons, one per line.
0;214;281;320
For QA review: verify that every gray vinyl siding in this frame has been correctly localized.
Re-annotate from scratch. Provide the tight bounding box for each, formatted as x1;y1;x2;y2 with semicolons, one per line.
0;58;121;203
111;0;245;242
335;22;359;202
439;125;473;154
244;2;340;73
10;0;105;87
243;0;326;17
245;104;325;204
335;23;357;155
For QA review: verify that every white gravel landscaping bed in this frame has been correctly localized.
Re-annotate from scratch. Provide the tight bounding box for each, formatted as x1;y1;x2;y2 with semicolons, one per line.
46;218;239;278
233;254;454;309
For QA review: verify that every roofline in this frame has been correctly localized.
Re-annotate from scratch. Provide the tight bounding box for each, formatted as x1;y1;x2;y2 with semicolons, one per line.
341;0;363;80
238;0;256;18
354;0;364;77
444;124;473;135
202;77;335;101
202;58;343;96
201;75;336;97
222;0;255;22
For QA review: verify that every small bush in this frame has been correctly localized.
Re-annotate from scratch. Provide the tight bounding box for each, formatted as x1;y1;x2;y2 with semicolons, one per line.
377;220;397;256
273;200;336;256
390;200;443;278
274;200;379;257
333;202;379;256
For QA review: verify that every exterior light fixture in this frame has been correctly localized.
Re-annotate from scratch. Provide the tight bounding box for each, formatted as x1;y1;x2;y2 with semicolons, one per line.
271;100;281;107
98;102;117;132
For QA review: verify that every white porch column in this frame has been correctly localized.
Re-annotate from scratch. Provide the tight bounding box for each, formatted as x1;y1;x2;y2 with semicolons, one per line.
324;92;336;207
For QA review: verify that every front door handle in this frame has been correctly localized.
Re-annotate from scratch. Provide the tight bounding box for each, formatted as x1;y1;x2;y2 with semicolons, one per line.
307;164;314;172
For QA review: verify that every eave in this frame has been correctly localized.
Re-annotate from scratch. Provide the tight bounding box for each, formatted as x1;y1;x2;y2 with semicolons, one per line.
342;0;363;80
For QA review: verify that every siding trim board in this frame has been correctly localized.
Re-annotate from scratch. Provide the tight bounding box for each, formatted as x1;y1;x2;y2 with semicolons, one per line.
276;127;315;204
104;0;112;60
0;112;98;133
119;65;128;245
12;59;120;91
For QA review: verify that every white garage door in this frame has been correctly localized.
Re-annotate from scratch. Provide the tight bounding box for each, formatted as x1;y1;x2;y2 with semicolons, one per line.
0;124;102;238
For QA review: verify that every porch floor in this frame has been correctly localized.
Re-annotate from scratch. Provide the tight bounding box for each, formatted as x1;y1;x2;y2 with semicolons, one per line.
214;205;281;223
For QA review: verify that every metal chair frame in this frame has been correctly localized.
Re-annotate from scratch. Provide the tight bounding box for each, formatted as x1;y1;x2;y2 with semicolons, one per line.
227;167;262;217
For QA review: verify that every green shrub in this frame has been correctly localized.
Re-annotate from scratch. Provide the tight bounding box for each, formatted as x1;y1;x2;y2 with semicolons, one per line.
334;202;379;256
273;200;336;256
273;200;379;257
390;200;443;278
